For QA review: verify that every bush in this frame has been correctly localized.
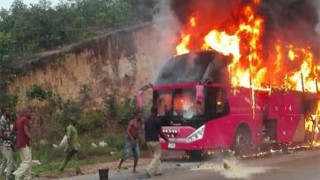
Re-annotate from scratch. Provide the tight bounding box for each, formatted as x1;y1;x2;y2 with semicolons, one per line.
48;112;66;140
0;92;18;120
116;97;139;125
104;133;125;150
26;84;49;100
78;110;104;134
48;99;82;139
79;83;91;96
105;93;117;119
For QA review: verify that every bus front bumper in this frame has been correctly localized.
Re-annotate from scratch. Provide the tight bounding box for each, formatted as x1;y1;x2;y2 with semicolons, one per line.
160;139;203;151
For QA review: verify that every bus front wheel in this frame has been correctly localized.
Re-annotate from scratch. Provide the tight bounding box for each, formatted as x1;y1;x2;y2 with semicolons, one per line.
185;150;203;160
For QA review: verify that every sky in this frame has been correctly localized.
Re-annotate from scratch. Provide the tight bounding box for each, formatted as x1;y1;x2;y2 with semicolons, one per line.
1;0;63;10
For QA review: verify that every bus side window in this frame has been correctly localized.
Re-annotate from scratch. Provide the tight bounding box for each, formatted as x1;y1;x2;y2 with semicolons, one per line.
216;90;223;113
215;88;229;115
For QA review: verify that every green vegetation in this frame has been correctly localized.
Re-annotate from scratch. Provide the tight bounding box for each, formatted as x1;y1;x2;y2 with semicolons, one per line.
0;0;158;107
104;92;142;125
0;0;157;175
24;84;141;139
31;132;149;176
116;97;140;125
0;0;156;62
21;84;145;175
32;133;125;176
26;84;50;100
79;83;91;96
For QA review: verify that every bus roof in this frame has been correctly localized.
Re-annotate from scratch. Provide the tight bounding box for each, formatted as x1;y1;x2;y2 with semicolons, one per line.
155;51;230;86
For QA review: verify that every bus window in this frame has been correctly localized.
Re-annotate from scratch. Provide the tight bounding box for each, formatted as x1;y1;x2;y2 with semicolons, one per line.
215;88;229;116
206;87;230;119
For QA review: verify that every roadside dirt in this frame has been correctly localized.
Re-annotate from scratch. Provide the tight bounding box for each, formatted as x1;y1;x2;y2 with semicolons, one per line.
39;158;151;179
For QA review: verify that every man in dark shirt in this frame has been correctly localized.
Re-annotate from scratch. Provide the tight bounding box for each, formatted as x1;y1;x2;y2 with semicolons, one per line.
0;107;14;179
144;106;168;178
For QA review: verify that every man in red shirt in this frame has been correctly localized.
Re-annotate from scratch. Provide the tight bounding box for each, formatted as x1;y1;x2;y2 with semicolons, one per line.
12;108;34;180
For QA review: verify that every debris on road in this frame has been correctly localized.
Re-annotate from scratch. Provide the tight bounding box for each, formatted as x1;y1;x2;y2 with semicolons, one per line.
193;158;273;179
223;159;230;170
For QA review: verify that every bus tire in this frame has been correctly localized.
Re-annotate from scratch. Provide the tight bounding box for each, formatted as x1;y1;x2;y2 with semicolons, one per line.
233;126;252;157
185;150;203;160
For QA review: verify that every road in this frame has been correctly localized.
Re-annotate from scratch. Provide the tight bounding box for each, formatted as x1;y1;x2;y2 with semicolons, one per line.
60;148;320;180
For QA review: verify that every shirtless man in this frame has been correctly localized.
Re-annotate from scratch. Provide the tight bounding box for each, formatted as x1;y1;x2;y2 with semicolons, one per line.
117;112;143;173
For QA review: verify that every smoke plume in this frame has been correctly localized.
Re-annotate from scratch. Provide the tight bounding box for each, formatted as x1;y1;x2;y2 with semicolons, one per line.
151;0;182;82
310;0;320;34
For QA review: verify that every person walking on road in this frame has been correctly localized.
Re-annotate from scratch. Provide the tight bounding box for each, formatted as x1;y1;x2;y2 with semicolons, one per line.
117;112;143;173
12;108;34;180
0;107;14;179
59;116;82;175
144;106;168;178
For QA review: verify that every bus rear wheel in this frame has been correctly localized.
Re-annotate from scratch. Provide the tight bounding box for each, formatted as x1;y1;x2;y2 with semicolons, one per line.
233;127;252;157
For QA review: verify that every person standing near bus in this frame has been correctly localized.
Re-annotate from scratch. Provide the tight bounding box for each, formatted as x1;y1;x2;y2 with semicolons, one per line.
144;106;168;178
117;112;143;173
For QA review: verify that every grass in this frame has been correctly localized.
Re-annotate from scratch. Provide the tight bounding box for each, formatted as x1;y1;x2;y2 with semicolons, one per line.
4;133;149;177
32;148;122;176
29;133;148;176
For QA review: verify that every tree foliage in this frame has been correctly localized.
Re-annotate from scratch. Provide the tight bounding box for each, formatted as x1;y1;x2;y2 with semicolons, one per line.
116;97;140;125
0;0;156;60
26;84;50;100
0;0;157;108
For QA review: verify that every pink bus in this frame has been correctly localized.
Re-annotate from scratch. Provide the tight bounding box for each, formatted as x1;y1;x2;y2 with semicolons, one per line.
150;51;318;158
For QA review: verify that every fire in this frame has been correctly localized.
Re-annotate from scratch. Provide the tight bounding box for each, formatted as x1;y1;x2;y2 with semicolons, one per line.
174;3;319;93
190;17;196;27
175;15;198;55
176;34;191;55
174;1;320;145
202;31;240;61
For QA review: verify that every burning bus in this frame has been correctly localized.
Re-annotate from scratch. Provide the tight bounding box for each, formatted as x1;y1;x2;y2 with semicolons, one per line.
151;51;318;157
138;0;320;158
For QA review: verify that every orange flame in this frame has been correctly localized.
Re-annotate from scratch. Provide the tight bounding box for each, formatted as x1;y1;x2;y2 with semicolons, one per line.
190;17;196;27
175;4;319;93
176;34;191;55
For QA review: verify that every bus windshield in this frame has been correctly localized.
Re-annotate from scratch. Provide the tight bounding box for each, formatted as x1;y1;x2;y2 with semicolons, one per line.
154;88;205;119
173;89;204;119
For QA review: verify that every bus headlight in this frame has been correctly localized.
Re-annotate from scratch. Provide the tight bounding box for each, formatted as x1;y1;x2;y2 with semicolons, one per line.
186;125;205;143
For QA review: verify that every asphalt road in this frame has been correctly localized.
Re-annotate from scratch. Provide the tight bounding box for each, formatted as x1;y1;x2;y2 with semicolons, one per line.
60;148;320;180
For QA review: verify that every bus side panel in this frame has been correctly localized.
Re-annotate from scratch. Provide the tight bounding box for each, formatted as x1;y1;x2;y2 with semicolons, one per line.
277;115;304;143
277;92;305;143
292;115;306;142
202;113;262;149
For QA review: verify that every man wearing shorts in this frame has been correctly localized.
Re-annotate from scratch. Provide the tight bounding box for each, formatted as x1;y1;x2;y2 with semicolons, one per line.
117;112;143;173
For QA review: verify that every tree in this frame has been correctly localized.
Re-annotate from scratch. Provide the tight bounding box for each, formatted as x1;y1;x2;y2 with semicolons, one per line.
0;32;14;62
0;0;157;109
